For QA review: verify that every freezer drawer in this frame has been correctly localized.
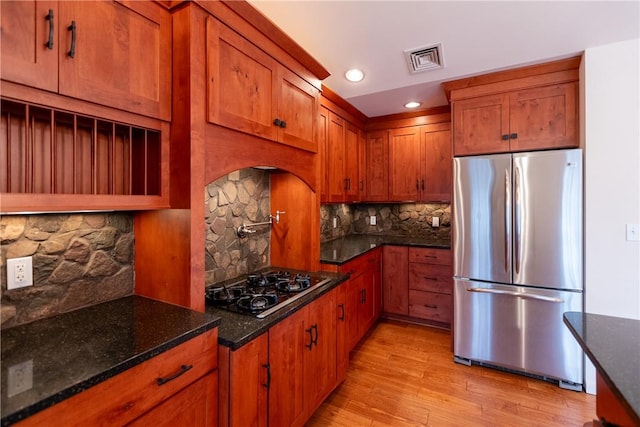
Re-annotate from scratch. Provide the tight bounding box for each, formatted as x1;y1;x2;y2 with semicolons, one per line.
453;280;583;385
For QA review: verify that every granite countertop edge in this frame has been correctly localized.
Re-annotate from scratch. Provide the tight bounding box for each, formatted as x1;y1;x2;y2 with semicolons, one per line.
320;234;451;266
1;296;221;426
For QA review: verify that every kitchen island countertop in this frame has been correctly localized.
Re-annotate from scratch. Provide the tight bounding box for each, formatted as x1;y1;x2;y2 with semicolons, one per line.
320;234;451;265
1;295;220;426
563;311;640;425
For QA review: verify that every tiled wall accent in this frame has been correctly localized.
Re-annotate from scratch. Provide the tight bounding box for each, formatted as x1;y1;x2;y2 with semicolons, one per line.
0;213;134;329
205;169;270;285
321;202;451;243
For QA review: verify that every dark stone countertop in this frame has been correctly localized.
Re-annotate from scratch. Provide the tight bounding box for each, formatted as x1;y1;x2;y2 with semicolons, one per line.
205;270;348;350
320;234;451;265
1;295;220;426
563;311;640;425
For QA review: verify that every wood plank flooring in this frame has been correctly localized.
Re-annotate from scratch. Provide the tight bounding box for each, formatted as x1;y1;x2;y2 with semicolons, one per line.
307;320;596;427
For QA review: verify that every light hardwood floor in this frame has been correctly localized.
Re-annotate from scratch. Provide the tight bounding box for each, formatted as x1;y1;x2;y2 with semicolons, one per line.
307;320;595;427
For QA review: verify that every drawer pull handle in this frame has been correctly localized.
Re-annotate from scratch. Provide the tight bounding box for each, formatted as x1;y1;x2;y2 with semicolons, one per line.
424;304;437;309
305;327;314;350
423;276;438;281
424;255;437;259
262;363;271;389
311;324;319;347
67;21;76;58
338;303;345;321
156;364;193;386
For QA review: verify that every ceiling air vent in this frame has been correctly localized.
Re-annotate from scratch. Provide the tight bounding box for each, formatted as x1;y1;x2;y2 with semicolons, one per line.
404;43;444;74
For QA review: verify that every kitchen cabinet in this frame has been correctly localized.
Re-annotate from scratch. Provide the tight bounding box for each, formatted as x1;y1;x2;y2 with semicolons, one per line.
0;98;170;213
382;245;409;316
381;246;452;329
219;333;269;427
0;0;171;121
388;122;452;202
206;16;319;153
408;247;452;327
269;289;337;426
444;57;580;157
321;110;360;202
336;278;359;382
364;130;389;201
15;329;219;427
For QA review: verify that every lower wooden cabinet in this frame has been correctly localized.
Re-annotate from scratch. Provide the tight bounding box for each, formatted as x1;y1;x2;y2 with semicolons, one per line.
16;329;219;427
382;245;453;329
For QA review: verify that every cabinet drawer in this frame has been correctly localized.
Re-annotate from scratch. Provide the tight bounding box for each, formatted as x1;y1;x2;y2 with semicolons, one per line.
16;329;218;427
408;291;451;323
409;263;452;294
340;249;380;275
408;247;452;265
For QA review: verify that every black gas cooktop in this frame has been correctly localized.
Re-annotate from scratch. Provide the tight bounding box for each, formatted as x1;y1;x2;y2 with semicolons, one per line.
205;270;331;318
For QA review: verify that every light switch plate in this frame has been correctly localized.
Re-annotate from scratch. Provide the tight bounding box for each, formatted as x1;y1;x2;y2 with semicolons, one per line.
626;224;639;241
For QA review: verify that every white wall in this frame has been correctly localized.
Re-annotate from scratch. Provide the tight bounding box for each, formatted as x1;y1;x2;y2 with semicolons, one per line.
582;37;640;393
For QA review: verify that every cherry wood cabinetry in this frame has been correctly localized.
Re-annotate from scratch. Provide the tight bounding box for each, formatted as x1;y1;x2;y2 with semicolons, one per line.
321;109;361;202
0;0;171;121
364;130;389;201
206;16;319;153
218;333;269;427
336;278;359;382
382;245;409;316
444;56;581;156
388;122;452;202
382;246;453;329
269;289;337;427
0;99;169;212
408;247;453;328
16;329;219;427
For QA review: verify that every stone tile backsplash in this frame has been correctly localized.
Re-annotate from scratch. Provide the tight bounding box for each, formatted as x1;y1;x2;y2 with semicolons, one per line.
1;213;134;329
205;169;271;285
321;202;451;243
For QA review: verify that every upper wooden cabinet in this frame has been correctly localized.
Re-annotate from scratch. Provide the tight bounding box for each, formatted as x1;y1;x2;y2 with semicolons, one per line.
388;122;452;202
0;0;172;121
444;56;580;156
206;16;319;153
364;130;389;202
320;109;361;202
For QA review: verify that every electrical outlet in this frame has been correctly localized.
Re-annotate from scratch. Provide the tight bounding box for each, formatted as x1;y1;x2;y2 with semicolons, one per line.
7;256;33;290
370;216;377;226
432;216;440;227
332;217;338;228
8;360;33;397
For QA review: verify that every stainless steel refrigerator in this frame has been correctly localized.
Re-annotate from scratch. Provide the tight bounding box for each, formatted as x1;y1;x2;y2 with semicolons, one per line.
453;149;583;390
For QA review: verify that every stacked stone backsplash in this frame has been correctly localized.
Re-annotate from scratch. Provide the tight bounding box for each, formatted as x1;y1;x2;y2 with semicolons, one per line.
0;213;134;329
320;202;451;243
205;169;270;286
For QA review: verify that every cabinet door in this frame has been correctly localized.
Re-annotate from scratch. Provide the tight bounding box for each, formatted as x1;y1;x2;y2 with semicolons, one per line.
382;245;409;315
408;290;452;323
326;112;346;202
269;308;308;427
129;372;218;427
345;276;363;352
388;127;421;201
305;290;337;418
225;335;268;427
275;66;319;152
318;106;330;202
0;1;58;91
508;82;578;152
206;16;277;141
421;124;452;202
344;122;360;201
365;130;389;201
358;268;376;338
452;93;510;156
335;283;352;382
58;1;171;120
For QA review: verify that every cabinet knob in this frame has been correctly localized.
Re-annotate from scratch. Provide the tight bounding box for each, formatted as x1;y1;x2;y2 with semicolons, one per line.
279;120;286;128
510;133;518;139
501;134;509;141
273;118;282;127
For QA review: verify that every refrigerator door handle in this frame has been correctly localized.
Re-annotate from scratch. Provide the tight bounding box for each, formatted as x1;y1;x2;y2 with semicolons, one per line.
466;287;564;303
514;162;522;275
504;168;511;274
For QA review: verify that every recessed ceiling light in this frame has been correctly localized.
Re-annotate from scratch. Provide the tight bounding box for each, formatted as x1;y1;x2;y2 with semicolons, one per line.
404;101;421;109
345;68;364;82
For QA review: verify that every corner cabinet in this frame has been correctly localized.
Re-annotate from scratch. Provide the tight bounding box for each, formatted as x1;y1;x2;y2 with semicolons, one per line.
0;0;171;121
206;16;319;153
321;109;361;202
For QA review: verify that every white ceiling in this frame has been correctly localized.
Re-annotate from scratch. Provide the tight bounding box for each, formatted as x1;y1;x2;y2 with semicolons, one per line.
248;0;640;117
